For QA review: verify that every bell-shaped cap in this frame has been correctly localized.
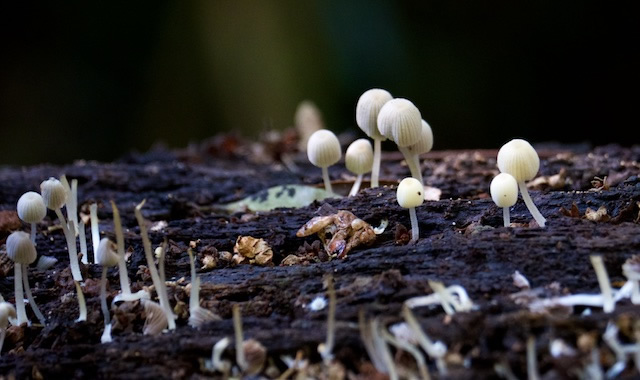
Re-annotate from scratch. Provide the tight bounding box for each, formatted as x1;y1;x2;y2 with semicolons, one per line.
17;191;47;223
307;129;341;168
40;177;67;210
377;98;422;147
407;120;434;155
6;231;37;264
497;139;540;182
96;238;119;268
345;139;374;175
396;177;424;209
356;88;393;140
490;173;518;208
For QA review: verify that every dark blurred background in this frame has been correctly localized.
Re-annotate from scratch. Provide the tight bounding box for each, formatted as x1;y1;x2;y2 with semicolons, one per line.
1;1;638;165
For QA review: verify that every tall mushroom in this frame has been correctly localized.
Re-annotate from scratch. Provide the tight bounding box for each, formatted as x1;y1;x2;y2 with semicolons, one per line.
497;139;547;227
356;88;393;188
6;231;38;325
16;192;46;244
345;139;374;196
307;129;342;194
377;98;423;184
96;238;119;342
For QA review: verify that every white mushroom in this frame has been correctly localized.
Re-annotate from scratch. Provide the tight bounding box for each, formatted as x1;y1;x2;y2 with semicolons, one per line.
397;177;425;243
356;88;393;187
307;129;342;194
16;192;46;244
345;139;374;196
490;173;519;227
6;231;40;325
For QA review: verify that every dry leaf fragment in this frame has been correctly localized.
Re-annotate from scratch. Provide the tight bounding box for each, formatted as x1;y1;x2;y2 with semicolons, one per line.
233;236;274;266
560;203;581;218
585;206;610;222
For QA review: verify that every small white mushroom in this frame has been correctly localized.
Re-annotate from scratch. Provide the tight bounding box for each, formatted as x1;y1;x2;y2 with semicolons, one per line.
96;238;118;342
356;88;393;187
6;231;41;325
497;139;546;227
0;302;17;355
404;119;434;184
490;173;519;227
307;129;342;194
17;191;46;244
377;98;424;183
345;139;374;196
397;177;424;243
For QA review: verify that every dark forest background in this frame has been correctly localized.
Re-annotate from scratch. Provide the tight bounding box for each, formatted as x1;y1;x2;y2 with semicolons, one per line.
1;1;638;165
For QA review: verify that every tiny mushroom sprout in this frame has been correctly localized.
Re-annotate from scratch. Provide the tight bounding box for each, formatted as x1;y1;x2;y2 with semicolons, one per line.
404;119;434;185
397;177;424;244
40;177;83;280
355;88;393;187
377;98;424;184
17;191;46;244
345;138;374;196
96;238;119;343
6;231;39;325
497;139;547;227
307;129;342;194
490;173;519;227
0;301;16;355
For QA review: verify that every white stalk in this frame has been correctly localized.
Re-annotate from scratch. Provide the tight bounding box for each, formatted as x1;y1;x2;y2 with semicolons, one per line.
321;166;333;194
14;263;28;325
371;318;398;380
30;222;37;245
371;138;382;188
590;255;614;313
100;267;110;325
527;335;540;380
79;221;88;264
62;218;82;282
402;306;448;375
399;146;423;185
90;203;100;259
22;265;45;325
409;207;419;243
0;330;5;355
135;201;175;329
233;304;248;371
359;310;386;372
75;281;87;322
111;201;131;297
188;249;199;310
70;179;79;235
349;174;364;197
318;276;336;364
503;207;511;227
518;181;546;227
380;325;431;380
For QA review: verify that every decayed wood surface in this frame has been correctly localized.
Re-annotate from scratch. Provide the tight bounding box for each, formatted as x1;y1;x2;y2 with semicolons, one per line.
0;141;640;379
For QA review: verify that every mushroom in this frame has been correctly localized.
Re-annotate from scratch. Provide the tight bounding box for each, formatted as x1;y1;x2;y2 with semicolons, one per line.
377;98;423;183
40;177;83;281
96;238;118;342
16;192;46;244
356;88;393;187
307;129;342;194
497;139;547;227
0;301;16;355
490;173;519;227
396;177;424;243
6;231;39;325
345;139;374;196
404;119;434;184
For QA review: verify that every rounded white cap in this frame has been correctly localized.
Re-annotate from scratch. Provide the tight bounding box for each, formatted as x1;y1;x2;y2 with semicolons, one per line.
356;88;393;140
490;173;518;208
345;139;374;175
397;177;424;208
40;177;67;210
6;231;37;264
497;139;540;182
96;238;119;267
307;129;341;168
407;119;434;155
377;98;422;147
0;301;17;329
17;191;47;223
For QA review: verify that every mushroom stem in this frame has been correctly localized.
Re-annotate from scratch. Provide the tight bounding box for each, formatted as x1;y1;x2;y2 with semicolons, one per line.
503;207;511;227
232;304;248;371
527;335;540;380
90;203;100;260
100;267;110;325
319;275;336;364
75;281;87;322
517;181;546;227
55;209;83;281
590;255;614;313
409;207;419;243
321;166;333;194
30;222;36;245
349;174;364;197
399;147;423;185
111;202;132;297
371;138;382;188
14;263;28;325
0;329;5;355
79;221;88;264
22;265;45;325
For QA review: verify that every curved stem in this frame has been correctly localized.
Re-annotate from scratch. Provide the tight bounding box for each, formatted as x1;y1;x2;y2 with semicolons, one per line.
111;201;131;296
503;207;511;227
100;267;110;325
349;174;363;196
518;181;546;227
399;147;423;185
14;263;28;325
30;222;36;245
22;265;45;325
55;208;82;281
371;138;382;188
409;207;419;243
321;166;333;194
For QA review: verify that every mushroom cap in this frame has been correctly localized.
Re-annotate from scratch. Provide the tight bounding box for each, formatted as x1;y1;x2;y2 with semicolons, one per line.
345;139;374;175
40;177;67;210
17;191;47;223
396;177;424;209
355;88;393;140
307;129;341;168
407;119;434;155
490;173;519;208
0;301;17;329
377;98;422;147
497;139;540;182
6;231;37;264
96;238;119;268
